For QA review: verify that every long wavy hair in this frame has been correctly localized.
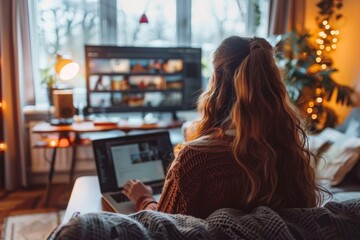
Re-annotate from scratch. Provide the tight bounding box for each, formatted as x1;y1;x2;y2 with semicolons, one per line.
184;36;326;209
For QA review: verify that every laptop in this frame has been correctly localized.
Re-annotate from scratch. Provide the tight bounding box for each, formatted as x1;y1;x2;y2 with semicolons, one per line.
92;131;174;214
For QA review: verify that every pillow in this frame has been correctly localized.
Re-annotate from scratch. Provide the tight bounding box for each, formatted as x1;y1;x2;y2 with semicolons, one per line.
311;128;360;186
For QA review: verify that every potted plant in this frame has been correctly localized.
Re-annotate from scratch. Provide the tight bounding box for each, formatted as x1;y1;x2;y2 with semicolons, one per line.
40;66;57;105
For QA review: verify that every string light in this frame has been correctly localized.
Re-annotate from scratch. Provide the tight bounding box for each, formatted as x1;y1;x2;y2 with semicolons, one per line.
316;88;322;94
316;50;322;55
311;114;318;120
316;97;323;103
321;64;327;69
309;101;315;107
307;108;313;113
0;142;6;151
316;57;322;63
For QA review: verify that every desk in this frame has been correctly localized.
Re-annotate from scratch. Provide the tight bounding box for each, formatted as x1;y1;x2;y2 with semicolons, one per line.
32;119;183;206
62;176;109;224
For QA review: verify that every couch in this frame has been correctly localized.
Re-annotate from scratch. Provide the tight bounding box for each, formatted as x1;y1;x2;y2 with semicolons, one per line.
49;199;360;240
49;114;360;240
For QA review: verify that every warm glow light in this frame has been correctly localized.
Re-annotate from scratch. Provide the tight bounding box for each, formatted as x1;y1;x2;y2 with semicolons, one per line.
55;54;80;81
58;138;70;147
0;142;7;151
316;50;322;55
309;101;315;107
307;108;313;114
320;45;325;50
311;114;318;120
321;64;327;69
326;46;331;51
325;24;330;29
332;44;337;49
316;88;322;94
332;38;338;43
322;20;328;25
330;30;335;35
59;62;80;80
316;57;321;63
0;102;2;108
49;140;57;147
335;30;340;35
316;97;323;103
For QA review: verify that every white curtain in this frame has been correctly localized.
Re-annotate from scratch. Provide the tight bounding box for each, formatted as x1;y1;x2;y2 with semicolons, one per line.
0;0;33;190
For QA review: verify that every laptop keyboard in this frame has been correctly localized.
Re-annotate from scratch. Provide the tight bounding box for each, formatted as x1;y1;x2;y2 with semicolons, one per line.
111;185;163;203
111;192;129;203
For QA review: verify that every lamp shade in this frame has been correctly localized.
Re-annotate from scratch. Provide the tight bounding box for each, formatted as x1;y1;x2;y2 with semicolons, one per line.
55;54;79;80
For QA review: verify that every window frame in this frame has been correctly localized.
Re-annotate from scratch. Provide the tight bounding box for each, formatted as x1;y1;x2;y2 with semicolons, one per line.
29;0;260;106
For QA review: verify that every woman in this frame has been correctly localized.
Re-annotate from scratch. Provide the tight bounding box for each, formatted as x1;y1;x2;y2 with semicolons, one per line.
122;36;325;219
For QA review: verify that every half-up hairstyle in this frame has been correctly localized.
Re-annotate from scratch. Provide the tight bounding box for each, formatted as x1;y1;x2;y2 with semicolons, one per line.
185;36;326;209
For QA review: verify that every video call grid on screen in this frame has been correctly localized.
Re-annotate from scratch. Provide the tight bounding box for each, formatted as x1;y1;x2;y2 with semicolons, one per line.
85;46;202;113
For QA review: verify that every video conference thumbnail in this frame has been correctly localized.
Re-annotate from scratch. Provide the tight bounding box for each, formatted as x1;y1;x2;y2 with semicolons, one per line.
88;58;184;74
89;75;184;92
90;92;183;108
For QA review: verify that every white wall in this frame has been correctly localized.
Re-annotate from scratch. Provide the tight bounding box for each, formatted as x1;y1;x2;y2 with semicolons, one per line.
305;0;360;122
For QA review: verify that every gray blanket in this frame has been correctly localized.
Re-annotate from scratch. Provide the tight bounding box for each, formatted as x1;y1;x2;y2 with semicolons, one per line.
49;199;360;240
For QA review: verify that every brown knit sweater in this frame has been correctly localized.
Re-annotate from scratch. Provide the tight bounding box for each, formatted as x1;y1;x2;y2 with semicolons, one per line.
136;146;248;219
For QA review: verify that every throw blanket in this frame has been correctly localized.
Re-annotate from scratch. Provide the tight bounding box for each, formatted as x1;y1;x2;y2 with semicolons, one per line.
49;199;360;240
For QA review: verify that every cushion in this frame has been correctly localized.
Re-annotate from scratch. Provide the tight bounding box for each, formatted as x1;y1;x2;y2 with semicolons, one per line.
309;128;360;186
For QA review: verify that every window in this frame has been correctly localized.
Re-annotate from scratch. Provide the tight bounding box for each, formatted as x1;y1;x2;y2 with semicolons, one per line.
31;0;268;106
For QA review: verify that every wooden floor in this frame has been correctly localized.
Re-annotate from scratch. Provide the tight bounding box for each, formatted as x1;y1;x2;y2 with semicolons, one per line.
0;183;72;233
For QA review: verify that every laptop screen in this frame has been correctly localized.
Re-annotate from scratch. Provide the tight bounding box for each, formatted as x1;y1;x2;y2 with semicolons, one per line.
93;131;174;193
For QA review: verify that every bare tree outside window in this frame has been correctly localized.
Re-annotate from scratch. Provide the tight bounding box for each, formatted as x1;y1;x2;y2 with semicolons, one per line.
32;0;267;106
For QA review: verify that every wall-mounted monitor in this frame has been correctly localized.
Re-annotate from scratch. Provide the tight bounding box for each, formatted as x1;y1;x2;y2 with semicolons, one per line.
84;45;202;115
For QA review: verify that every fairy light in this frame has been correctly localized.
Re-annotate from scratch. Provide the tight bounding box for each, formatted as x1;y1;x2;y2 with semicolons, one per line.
0;142;6;151
322;20;328;25
316;50;322;55
309;101;315;107
316;97;323;103
326;46;331;51
311;114;318;120
316;88;322;94
332;44;337;49
316;57;321;63
307;108;313;114
320;45;325;50
332;38;338;43
321;64;327;69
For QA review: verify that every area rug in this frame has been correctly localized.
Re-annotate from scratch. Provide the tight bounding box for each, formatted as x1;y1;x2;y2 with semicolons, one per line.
2;210;64;240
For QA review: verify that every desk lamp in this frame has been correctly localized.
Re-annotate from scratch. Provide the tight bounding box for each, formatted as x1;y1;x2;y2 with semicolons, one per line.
50;54;79;126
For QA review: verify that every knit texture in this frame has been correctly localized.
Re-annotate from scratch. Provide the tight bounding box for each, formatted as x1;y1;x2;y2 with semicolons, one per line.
137;146;251;218
49;199;360;240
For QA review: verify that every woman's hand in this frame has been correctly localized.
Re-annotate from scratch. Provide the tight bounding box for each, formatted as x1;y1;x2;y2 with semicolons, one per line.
122;179;153;204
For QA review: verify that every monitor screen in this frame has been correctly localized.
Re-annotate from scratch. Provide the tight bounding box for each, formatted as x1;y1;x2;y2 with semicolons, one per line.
84;45;202;114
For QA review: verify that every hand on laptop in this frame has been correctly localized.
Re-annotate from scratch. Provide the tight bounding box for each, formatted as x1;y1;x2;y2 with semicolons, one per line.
122;179;153;204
